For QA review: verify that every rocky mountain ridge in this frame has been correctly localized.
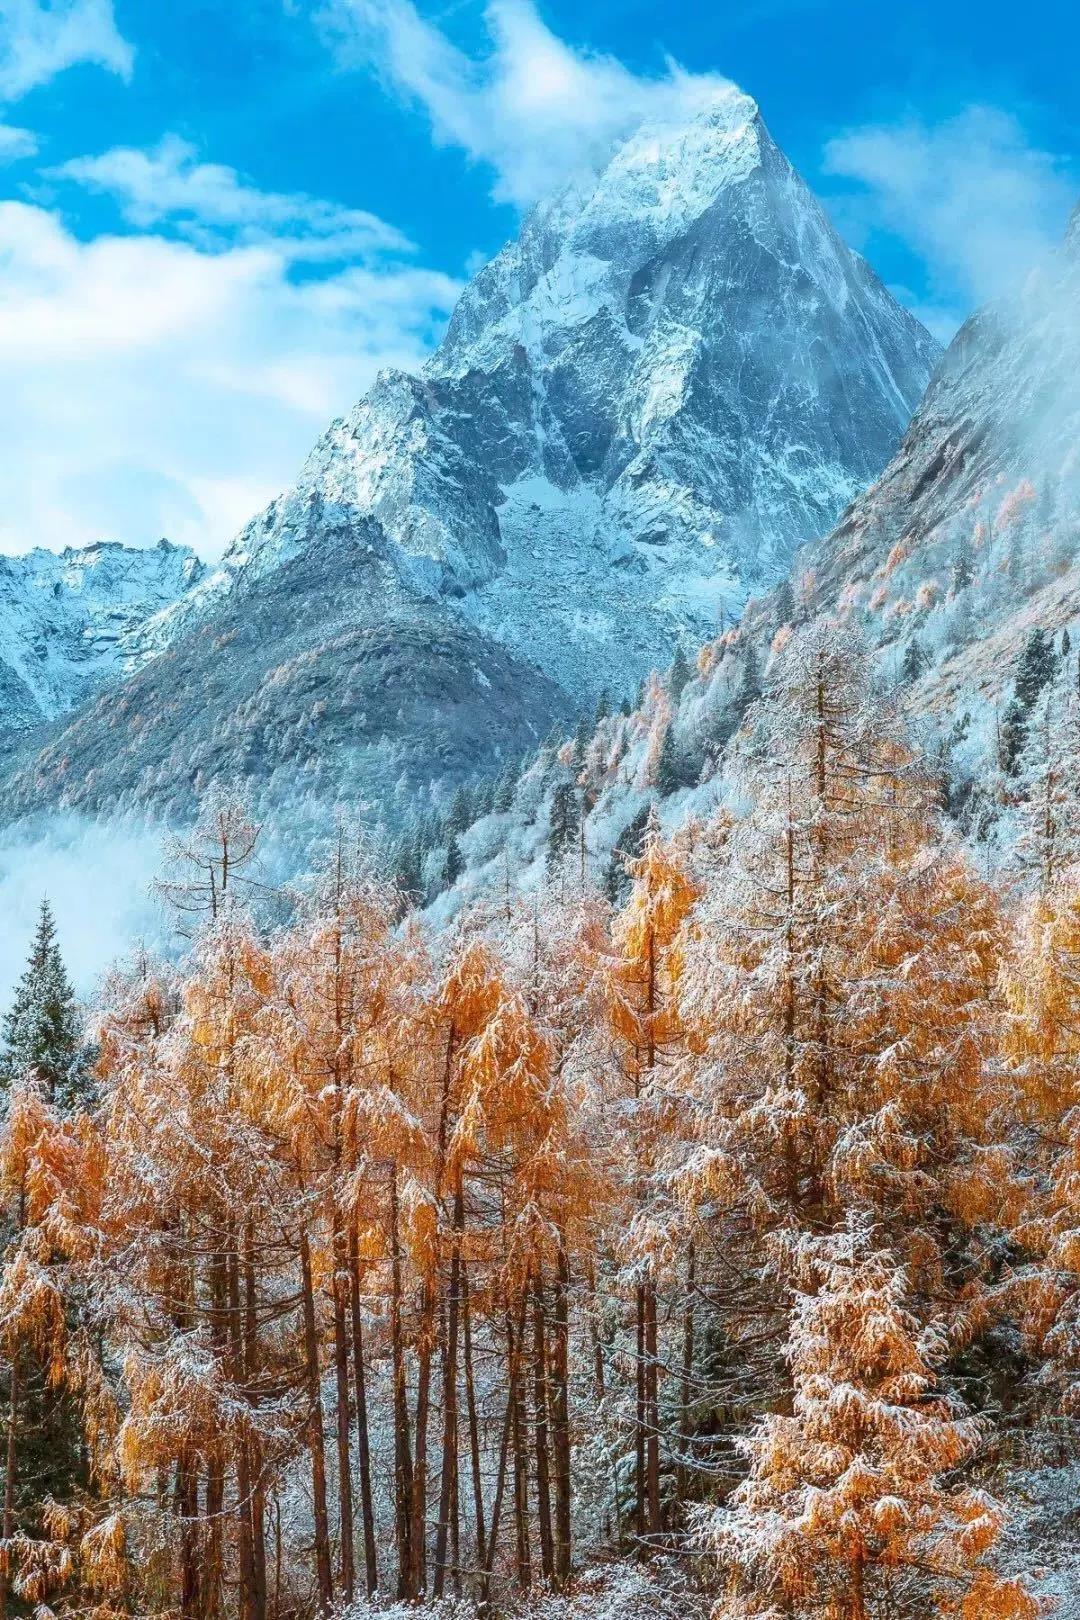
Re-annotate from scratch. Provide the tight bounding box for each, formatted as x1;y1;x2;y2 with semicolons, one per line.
0;539;203;738
0;88;939;821
205;86;938;705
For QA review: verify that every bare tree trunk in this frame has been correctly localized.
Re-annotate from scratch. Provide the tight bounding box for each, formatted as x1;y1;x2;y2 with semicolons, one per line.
178;1458;200;1619
461;1259;487;1569
201;1250;227;1620
532;1270;555;1584
481;1291;529;1614
228;1248;257;1620
587;1258;606;1403
644;1270;662;1539
348;1228;378;1598
411;1278;436;1596
677;1240;695;1509
389;1170;414;1598
244;1222;268;1620
300;1229;334;1614
433;1186;463;1597
0;1354;20;1620
635;1279;646;1541
332;1221;355;1603
509;1295;532;1590
551;1246;573;1587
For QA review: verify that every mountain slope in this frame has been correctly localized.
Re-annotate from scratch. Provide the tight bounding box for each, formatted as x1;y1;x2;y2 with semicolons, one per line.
215;87;937;704
0;88;938;824
424;207;1080;910
0;539;203;738
737;202;1080;746
0;523;570;822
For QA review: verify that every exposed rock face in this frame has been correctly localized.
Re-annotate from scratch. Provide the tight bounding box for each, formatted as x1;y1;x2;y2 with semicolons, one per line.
214;88;938;705
0;88;939;822
742;202;1080;726
0;539;203;737
0;523;571;822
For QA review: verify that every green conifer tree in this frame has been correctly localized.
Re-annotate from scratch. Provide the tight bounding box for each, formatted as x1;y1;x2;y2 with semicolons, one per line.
547;782;579;869
951;532;974;593
655;723;681;795
0;900;93;1579
444;834;464;888
1001;628;1058;774
901;637;927;684
669;646;692;704
492;760;517;814
2;900;92;1114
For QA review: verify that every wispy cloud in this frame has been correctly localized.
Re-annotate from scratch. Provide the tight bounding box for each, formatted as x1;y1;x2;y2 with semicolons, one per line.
318;0;735;208
0;813;166;1003
0;0;132;101
0;118;33;160
823;105;1077;338
49;134;414;261
0;199;461;558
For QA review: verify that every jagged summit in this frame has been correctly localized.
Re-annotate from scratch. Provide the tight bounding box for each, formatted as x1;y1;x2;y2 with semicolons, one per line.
217;93;939;705
0;94;939;820
436;85;766;369
0;538;203;736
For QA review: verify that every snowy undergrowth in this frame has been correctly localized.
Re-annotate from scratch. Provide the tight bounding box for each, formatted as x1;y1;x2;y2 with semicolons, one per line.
334;1563;706;1620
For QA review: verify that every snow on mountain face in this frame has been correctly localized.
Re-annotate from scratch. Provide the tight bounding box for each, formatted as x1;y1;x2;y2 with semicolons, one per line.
0;540;204;737
0;91;939;825
218;89;939;705
435;210;1080;917
749;204;1080;713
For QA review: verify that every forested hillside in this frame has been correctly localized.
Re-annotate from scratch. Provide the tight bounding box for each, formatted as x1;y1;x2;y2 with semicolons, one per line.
2;625;1078;1618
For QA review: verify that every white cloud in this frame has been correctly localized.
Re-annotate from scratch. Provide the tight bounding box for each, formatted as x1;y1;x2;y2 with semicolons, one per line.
0;119;34;159
823;106;1077;334
49;133;413;260
0;814;167;1003
0;198;462;558
0;0;132;101
318;0;734;207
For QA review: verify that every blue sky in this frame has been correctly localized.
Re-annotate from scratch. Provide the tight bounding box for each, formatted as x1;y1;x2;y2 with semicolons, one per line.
0;0;1076;559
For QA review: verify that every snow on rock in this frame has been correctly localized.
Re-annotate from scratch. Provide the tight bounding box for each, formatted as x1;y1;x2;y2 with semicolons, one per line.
0;89;938;821
201;87;938;708
0;539;203;736
736;198;1080;830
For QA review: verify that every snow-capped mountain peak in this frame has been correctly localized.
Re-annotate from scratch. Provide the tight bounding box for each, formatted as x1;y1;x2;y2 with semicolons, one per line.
0;95;941;822
212;97;939;709
0;538;204;735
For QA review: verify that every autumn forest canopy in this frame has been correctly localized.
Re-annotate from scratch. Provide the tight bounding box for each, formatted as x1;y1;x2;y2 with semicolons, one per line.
5;623;1080;1620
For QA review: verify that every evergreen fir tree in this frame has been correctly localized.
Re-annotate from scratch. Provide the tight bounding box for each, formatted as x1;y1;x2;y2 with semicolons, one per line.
547;782;579;869
951;530;974;592
594;689;612;725
472;777;495;819
444;834;464;888
773;576;795;627
669;646;691;703
602;846;625;904
655;723;681;795
445;784;473;836
492;760;517;814
1001;628;1057;774
901;636;927;684
737;643;762;713
2;900;92;1114
1013;677;1080;892
571;713;591;771
392;828;425;906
